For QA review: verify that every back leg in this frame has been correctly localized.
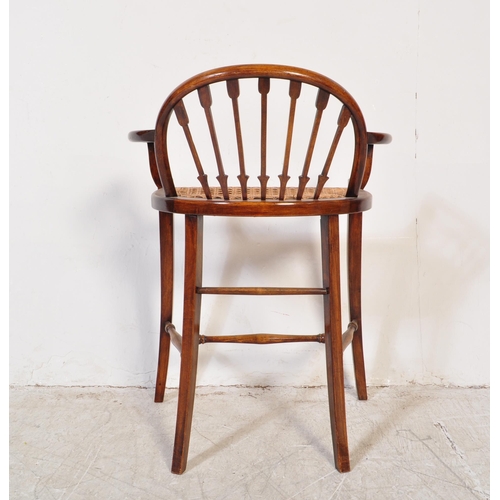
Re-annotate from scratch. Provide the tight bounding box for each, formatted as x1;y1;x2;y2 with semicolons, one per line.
348;212;367;401
155;212;174;403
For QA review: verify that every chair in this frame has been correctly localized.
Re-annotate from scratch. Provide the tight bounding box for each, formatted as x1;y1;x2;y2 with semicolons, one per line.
129;64;391;474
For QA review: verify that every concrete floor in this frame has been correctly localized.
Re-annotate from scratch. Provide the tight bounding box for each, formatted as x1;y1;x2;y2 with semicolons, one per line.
10;385;489;499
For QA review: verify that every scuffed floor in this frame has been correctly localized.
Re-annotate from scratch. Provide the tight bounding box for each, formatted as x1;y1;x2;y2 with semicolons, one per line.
10;385;489;499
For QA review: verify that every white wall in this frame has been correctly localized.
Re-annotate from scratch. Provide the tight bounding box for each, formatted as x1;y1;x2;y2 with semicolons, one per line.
10;0;489;388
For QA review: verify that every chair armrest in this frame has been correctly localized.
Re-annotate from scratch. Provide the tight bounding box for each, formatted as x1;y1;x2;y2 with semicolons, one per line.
129;129;162;188
367;132;392;145
360;132;392;190
128;129;155;143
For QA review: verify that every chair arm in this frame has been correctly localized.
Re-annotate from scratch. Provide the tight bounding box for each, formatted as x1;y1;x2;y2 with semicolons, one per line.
128;129;155;143
360;132;392;190
367;131;392;145
128;129;161;188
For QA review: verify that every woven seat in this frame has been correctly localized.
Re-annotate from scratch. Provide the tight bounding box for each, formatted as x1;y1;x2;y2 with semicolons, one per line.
176;186;347;200
129;64;391;475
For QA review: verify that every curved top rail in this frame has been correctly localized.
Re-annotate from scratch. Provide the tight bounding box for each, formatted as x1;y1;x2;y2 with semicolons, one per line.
156;64;366;122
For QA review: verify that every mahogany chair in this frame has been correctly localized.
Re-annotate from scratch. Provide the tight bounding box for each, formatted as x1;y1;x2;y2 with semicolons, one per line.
129;64;391;474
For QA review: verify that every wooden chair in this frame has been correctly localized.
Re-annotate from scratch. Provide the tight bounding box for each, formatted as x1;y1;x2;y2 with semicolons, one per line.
129;64;391;474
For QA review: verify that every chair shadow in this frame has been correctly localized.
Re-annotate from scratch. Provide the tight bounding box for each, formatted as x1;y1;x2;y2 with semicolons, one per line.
195;216;326;384
185;388;340;472
187;397;292;471
81;181;160;385
143;390;177;468
346;386;427;468
365;194;489;386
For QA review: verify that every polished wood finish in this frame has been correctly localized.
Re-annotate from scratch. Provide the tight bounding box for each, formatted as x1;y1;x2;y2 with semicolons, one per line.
165;322;182;353
314;105;351;199
226;79;249;199
147;142;162;189
321;215;350;472
198;323;357;349
279;80;301;200
154;212;174;402
197;286;327;295
258;77;270;200
348;212;368;400
128;129;155;142
172;214;203;475
198;86;229;199
200;333;326;344
367;131;392;145
342;321;357;352
297;89;329;200
130;64;391;475
151;188;372;217
174;101;211;199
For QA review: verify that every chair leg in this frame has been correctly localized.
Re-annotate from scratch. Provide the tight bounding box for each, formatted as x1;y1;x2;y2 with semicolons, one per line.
320;215;350;473
155;212;174;403
347;213;368;401
171;214;203;475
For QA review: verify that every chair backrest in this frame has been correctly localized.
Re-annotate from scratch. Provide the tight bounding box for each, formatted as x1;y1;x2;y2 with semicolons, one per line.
154;64;369;200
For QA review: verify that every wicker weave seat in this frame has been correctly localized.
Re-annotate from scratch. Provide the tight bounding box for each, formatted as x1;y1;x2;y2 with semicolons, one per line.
176;186;347;200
